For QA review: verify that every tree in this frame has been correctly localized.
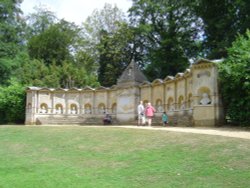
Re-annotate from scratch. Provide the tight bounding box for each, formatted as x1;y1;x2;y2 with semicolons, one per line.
0;0;25;85
25;5;57;37
129;0;202;80
97;24;137;86
27;20;79;65
81;3;128;81
218;30;250;125
194;0;250;59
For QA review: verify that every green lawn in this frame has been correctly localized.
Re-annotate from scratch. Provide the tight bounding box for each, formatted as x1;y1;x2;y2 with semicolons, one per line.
0;125;249;188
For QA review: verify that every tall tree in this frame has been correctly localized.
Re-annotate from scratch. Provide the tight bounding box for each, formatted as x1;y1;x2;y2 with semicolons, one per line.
194;0;250;59
81;4;129;77
97;23;141;86
27;20;80;65
0;0;25;85
129;0;202;81
129;0;202;80
25;5;57;37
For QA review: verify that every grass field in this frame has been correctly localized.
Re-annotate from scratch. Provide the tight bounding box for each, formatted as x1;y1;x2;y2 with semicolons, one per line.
0;125;249;188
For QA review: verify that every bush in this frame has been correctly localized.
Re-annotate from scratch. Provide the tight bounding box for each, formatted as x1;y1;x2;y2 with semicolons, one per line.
0;80;26;124
218;30;250;126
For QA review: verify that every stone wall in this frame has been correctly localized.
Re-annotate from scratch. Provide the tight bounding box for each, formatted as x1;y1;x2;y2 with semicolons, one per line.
25;59;224;126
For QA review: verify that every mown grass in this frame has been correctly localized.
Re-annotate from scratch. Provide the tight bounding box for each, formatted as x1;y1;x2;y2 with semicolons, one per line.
0;125;249;188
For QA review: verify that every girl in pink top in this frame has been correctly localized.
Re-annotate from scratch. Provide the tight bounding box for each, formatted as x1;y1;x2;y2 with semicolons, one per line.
145;102;156;126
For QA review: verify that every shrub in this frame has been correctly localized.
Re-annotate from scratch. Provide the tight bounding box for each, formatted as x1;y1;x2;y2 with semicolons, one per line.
0;80;26;124
218;30;250;126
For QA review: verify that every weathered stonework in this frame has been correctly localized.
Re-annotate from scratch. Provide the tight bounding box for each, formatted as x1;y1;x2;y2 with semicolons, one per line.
25;59;224;126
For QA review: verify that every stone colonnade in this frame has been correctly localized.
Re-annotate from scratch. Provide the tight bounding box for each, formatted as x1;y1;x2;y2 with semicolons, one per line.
25;59;224;126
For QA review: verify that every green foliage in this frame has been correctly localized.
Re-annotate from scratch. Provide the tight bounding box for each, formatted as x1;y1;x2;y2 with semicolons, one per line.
194;0;250;59
219;30;250;125
129;0;201;80
97;24;135;86
0;80;26;124
27;20;79;65
15;58;99;88
82;4;129;86
25;5;57;37
0;0;26;85
0;0;24;58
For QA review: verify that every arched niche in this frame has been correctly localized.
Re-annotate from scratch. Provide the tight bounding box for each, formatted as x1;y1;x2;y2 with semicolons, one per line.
156;99;164;112
70;103;78;114
167;97;174;111
84;103;92;114
40;103;48;113
27;103;32;113
111;103;117;114
197;87;212;105
178;95;185;110
98;103;106;114
55;103;63;114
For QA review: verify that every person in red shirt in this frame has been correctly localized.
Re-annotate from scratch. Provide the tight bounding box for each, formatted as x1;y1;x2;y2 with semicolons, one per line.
145;102;156;126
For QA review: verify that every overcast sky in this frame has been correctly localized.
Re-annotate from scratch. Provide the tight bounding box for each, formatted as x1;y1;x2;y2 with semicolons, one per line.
21;0;132;25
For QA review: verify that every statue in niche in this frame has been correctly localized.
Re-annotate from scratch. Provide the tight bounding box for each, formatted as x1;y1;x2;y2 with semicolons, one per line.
71;106;77;114
56;106;62;114
40;106;47;113
169;104;175;111
85;107;91;114
99;106;105;114
200;93;211;105
157;105;164;112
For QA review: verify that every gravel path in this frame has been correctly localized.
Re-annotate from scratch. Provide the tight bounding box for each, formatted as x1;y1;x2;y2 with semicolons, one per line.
111;125;250;140
42;124;250;140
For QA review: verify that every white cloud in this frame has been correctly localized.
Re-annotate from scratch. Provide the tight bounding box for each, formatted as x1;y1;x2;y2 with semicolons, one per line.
21;0;132;25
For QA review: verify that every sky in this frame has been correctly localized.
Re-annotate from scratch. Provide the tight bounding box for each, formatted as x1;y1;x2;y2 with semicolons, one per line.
21;0;132;25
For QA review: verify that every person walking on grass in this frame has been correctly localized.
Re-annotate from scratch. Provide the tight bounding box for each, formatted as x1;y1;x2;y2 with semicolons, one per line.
145;102;156;126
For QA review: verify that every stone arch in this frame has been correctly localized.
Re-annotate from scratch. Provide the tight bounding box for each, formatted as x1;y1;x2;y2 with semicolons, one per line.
98;103;106;114
143;100;149;107
167;97;174;111
197;87;212;105
187;93;193;108
156;99;164;112
55;103;63;114
70;103;78;114
84;103;92;114
178;95;184;110
40;103;48;113
27;103;32;113
111;103;117;114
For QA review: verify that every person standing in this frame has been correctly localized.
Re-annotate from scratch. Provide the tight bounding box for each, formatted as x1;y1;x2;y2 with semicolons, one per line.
145;102;156;126
137;100;145;126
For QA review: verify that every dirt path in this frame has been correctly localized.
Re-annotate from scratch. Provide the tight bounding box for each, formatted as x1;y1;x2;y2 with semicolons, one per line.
111;125;250;140
41;124;250;140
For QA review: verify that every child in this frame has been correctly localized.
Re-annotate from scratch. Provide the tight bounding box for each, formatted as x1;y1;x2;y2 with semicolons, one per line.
162;112;168;126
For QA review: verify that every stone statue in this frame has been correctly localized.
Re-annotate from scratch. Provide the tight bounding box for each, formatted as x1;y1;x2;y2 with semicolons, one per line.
200;93;211;105
40;106;47;113
157;105;164;112
56;106;62;114
71;106;77;114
